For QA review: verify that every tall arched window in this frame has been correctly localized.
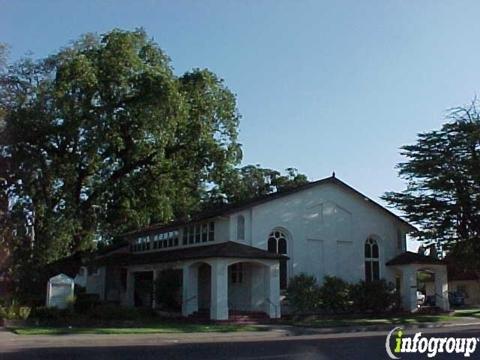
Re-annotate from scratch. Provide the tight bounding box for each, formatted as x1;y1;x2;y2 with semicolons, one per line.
267;230;288;290
237;215;245;241
365;237;380;282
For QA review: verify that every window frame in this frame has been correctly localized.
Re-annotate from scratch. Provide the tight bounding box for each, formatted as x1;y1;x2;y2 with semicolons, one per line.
365;237;380;282
267;229;289;290
230;263;244;284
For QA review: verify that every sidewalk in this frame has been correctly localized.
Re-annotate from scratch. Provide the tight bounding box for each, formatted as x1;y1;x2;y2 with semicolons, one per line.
1;317;479;352
0;327;289;351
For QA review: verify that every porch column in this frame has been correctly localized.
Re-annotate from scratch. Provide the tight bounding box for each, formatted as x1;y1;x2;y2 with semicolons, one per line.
126;270;135;307
152;269;159;309
267;262;281;319
401;266;418;312
434;267;450;311
182;264;198;317
210;259;228;320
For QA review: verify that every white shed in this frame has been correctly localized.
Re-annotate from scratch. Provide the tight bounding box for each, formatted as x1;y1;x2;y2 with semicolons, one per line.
46;273;74;309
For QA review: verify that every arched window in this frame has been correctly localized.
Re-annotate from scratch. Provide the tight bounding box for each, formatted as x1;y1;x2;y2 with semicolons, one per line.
365;237;380;282
267;230;288;290
237;215;245;241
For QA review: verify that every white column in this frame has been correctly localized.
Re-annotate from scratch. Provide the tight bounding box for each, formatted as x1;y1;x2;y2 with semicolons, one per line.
210;259;229;320
266;262;281;319
126;270;135;307
434;267;450;311
401;266;418;312
182;264;198;317
152;269;159;309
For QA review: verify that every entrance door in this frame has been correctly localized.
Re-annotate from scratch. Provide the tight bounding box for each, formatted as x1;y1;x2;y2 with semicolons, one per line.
197;264;211;310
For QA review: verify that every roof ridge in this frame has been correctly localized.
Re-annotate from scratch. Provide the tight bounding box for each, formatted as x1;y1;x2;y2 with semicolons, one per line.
122;175;415;238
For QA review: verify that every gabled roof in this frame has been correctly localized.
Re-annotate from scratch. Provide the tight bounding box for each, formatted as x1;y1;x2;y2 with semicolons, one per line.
386;251;446;266
96;241;286;266
123;175;416;238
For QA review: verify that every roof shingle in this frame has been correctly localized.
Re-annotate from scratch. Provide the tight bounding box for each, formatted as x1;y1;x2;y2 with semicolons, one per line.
97;241;286;266
386;251;446;266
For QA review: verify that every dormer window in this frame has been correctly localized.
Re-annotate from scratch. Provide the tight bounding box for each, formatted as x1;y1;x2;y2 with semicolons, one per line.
201;224;208;242
182;221;215;246
132;230;179;252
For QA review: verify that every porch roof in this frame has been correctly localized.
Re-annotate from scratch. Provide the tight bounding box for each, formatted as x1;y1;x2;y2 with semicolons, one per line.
386;251;446;266
96;241;287;267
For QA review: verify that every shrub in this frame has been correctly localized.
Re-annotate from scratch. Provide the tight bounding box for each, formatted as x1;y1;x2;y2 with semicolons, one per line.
286;274;320;313
0;304;32;320
18;307;31;320
74;293;100;313
318;276;351;313
30;306;74;323
86;304;155;321
350;279;400;313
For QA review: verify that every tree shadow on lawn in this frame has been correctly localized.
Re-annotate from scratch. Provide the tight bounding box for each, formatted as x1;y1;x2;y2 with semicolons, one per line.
11;323;265;335
291;313;455;328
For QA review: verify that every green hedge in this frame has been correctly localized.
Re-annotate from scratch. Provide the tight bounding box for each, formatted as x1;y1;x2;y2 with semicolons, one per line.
0;304;32;320
287;274;400;314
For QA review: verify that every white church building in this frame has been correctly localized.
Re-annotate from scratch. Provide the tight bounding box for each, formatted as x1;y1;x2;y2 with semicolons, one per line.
81;175;450;320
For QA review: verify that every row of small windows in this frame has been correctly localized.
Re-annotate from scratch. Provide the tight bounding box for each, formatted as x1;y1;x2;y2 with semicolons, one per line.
132;231;179;252
153;230;179;249
131;222;215;252
131;236;151;252
182;222;215;245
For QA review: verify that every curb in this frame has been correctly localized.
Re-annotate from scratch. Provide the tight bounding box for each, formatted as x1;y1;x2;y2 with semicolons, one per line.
277;320;480;336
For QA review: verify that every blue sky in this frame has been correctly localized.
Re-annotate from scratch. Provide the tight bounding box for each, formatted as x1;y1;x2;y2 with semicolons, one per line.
2;1;480;248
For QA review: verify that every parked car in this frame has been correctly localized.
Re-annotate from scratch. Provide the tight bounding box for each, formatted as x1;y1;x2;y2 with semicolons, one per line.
417;290;426;305
449;291;465;307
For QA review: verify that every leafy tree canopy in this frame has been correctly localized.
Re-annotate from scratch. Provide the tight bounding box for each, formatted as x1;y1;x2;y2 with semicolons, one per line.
0;29;242;284
383;104;480;271
0;30;308;298
207;165;308;204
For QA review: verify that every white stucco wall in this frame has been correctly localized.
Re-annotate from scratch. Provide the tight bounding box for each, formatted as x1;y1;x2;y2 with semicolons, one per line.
227;182;409;285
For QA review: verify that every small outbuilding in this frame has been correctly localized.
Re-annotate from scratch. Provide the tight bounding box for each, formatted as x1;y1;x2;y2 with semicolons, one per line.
46;273;75;309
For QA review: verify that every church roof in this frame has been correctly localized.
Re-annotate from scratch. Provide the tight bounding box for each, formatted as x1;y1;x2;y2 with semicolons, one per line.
96;241;286;266
386;251;446;266
123;175;416;238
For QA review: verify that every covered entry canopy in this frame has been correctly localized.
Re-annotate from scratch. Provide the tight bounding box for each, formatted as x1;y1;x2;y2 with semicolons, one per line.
98;242;287;320
387;251;449;312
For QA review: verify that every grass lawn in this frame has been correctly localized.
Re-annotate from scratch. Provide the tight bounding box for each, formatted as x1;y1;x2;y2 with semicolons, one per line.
286;308;480;328
11;323;264;335
451;308;480;319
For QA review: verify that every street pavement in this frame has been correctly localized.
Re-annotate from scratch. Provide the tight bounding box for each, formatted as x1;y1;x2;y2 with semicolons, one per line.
1;325;479;359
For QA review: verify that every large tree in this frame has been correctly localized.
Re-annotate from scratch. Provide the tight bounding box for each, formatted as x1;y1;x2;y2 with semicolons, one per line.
0;30;309;300
207;165;308;204
383;104;480;271
0;29;241;294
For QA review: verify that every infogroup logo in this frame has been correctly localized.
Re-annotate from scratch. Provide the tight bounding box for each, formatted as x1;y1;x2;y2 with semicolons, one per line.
385;327;479;358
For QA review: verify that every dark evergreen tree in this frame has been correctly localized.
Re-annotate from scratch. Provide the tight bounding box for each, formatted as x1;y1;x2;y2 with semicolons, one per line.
383;104;480;272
